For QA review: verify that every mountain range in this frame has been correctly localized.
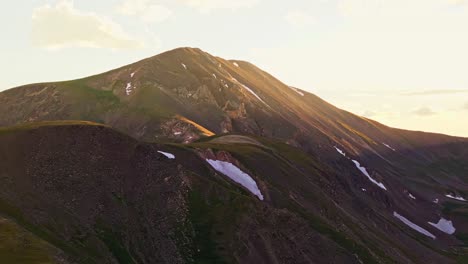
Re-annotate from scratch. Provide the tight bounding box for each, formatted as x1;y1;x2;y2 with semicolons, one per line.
0;47;467;263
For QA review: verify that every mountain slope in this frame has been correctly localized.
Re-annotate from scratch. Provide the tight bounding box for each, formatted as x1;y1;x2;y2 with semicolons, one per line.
1;122;466;263
0;48;468;263
0;122;378;263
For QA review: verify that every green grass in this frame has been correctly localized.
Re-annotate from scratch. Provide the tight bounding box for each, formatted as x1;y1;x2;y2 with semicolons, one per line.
0;198;100;264
0;120;107;134
95;227;136;264
188;190;226;264
187;176;254;264
0;216;57;264
186;137;391;263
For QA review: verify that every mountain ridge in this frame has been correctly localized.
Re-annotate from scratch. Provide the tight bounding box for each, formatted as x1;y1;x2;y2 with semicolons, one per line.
0;47;467;263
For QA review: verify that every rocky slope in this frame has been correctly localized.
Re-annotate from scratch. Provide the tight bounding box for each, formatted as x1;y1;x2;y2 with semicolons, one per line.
0;48;467;263
0;122;378;263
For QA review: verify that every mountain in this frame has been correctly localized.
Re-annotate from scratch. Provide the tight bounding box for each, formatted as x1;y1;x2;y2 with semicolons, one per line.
0;47;467;263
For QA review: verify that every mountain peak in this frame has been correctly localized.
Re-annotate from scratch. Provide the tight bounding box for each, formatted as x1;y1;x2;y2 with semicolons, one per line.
145;47;207;62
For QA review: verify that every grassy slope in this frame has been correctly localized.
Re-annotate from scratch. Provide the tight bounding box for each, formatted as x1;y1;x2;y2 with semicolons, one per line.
181;139;389;263
0;216;63;264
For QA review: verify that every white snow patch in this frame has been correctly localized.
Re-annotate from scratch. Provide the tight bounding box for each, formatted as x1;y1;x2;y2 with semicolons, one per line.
408;193;416;200
181;63;187;70
429;218;456;235
174;132;182;136
446;194;467;201
393;212;436;239
130;72;136;78
125;82;133;95
362;188;367;192
288;86;305;96
212;73;217;79
240;83;270;107
206;159;264;200
383;143;396;151
433;198;439;204
334;146;346;156
158;151;175;159
233;62;239;67
352;160;387;191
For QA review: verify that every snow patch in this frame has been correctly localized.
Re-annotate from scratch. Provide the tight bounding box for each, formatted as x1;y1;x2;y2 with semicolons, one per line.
362;188;367;192
212;73;217;79
408;193;416;200
240;83;270;107
429;218;456;235
130;72;135;78
158;151;175;159
125;82;134;95
446;194;467;201
383;143;396;151
206;159;264;200
352;160;387;190
433;198;439;204
174;132;182;136
181;63;187;70
233;62;239;67
289;86;305;96
393;212;436;239
334;146;346;156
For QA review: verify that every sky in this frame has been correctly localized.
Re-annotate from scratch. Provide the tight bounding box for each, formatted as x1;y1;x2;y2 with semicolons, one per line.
1;0;468;137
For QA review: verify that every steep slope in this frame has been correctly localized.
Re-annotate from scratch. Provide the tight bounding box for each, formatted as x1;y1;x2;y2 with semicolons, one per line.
1;47;467;263
0;122;370;264
0;216;68;264
1;122;466;263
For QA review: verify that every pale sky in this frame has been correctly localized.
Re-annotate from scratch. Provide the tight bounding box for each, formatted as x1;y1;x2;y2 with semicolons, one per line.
1;0;467;137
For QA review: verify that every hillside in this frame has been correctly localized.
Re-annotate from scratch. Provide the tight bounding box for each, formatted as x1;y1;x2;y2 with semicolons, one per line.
0;48;467;263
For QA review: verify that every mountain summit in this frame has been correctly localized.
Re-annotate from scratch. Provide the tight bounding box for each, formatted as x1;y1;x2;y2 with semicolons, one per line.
0;48;467;263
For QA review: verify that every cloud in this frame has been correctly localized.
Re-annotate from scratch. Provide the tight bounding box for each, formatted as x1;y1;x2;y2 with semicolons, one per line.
448;0;468;6
116;0;172;23
412;107;436;116
285;11;315;27
362;110;377;117
338;0;467;17
401;89;468;96
32;0;143;50
179;0;261;12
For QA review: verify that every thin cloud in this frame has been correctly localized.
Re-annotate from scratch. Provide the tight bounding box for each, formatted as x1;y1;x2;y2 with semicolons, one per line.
285;11;315;27
448;0;468;6
401;89;468;96
179;0;261;12
362;110;377;117
116;0;172;23
32;0;143;50
412;107;436;116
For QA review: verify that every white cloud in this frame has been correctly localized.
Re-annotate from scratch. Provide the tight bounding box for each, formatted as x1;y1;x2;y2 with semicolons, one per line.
463;102;468;110
179;0;261;12
116;0;172;23
32;0;142;50
338;0;467;18
448;0;468;6
362;110;377;117
413;107;436;116
285;11;315;27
